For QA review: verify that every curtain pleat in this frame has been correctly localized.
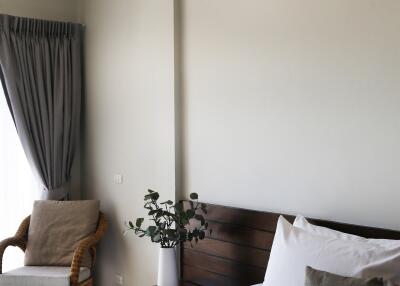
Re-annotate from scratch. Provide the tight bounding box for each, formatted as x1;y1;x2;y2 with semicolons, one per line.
0;14;83;200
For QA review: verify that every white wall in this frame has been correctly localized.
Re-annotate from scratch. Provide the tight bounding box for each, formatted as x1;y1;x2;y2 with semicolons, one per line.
0;0;79;22
181;0;400;230
79;0;175;285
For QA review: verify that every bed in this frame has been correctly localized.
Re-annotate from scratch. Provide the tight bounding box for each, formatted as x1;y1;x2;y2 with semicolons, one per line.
180;201;400;286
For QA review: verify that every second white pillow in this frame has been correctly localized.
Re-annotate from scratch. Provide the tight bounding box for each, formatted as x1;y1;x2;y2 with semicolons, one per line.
294;215;400;249
263;216;400;286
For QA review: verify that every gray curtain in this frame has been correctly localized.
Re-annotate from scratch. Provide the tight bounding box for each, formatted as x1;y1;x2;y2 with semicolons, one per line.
0;14;83;200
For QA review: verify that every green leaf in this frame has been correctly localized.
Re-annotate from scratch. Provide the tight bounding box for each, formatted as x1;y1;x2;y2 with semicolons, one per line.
152;192;160;201
166;229;176;235
199;230;205;240
189;193;198;200
195;214;205;225
153;233;161;242
128;221;134;228
161;200;174;205
145;192;160;201
135;218;144;227
148;210;158;215
174;203;183;212
163;210;174;217
186;209;195;219
181;217;189;226
146;226;157;236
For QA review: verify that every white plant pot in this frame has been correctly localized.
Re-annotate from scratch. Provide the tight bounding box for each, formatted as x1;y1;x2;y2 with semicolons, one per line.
157;247;178;286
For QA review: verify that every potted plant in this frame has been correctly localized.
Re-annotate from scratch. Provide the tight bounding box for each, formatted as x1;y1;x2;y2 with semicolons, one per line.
126;190;209;286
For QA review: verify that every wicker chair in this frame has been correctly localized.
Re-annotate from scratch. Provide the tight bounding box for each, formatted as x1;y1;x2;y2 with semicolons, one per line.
0;212;107;286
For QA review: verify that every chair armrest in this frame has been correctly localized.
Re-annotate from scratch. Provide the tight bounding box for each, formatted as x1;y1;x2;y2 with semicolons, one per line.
0;237;27;274
70;213;107;285
0;216;30;274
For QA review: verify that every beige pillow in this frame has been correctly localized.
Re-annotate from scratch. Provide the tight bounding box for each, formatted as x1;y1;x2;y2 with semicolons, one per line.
305;266;388;286
24;200;100;267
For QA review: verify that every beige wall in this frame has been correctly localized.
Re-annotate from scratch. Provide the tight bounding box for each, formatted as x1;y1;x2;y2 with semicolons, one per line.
181;0;400;230
0;0;79;22
79;0;175;285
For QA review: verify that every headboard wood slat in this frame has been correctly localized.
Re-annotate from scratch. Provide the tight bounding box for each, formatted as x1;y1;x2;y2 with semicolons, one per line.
205;221;275;250
183;265;244;286
183;238;269;268
183;249;266;280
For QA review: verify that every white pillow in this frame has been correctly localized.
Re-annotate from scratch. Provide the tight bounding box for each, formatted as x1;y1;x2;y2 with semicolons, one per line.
263;216;400;286
294;215;400;248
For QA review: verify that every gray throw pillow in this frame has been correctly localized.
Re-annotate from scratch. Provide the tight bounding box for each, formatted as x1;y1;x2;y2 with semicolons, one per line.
25;200;100;267
305;266;386;286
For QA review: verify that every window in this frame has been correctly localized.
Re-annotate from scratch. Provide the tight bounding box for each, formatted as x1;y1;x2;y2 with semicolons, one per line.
0;86;39;271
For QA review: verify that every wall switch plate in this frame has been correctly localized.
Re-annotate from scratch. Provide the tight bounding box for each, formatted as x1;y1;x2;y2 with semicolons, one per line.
114;174;123;184
115;274;123;285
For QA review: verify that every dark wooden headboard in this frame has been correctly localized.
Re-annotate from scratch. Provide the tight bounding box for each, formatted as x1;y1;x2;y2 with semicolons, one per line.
180;201;400;286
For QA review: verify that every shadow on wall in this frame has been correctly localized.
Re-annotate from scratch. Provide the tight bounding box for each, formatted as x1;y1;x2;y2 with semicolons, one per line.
93;201;129;285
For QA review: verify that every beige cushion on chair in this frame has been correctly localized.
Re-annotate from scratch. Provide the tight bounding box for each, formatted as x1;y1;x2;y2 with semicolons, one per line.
0;266;90;286
24;200;99;267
